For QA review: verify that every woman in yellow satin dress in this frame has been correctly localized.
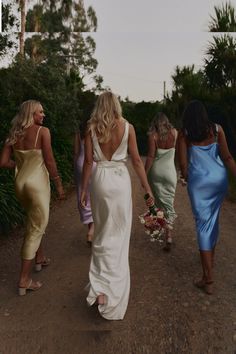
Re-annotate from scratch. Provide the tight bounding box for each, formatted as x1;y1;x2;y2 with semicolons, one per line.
0;100;65;295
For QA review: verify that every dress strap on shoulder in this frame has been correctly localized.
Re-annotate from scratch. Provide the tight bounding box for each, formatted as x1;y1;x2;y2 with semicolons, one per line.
214;124;219;142
125;120;129;134
34;126;42;148
174;129;178;144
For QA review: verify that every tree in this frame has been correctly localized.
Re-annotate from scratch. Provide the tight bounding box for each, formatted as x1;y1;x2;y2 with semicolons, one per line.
19;0;26;56
168;65;207;122
0;1;19;58
204;34;236;89
209;2;236;32
23;0;100;88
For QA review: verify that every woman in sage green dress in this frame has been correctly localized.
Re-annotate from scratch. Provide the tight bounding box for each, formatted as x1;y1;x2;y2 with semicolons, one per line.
145;112;178;250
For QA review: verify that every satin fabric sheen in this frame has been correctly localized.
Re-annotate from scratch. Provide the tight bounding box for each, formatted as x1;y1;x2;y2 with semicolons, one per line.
14;149;50;259
187;142;228;251
148;148;177;223
75;140;96;224
86;121;132;320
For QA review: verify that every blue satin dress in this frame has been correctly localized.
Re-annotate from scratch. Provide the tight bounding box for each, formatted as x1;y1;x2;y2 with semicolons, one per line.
187;140;228;251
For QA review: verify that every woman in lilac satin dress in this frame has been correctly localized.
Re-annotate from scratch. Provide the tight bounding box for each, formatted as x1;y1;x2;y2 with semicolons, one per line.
74;120;96;245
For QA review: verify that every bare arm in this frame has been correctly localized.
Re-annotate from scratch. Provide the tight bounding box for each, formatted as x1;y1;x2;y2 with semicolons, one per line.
0;143;16;169
145;134;156;174
177;131;188;181
74;132;81;164
218;125;236;178
128;124;153;197
41;128;65;199
80;131;94;207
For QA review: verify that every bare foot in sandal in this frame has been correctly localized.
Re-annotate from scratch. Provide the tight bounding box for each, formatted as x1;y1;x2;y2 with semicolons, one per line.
18;279;42;296
35;257;51;272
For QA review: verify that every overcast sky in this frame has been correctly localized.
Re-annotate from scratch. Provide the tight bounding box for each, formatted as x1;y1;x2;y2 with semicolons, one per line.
83;0;230;102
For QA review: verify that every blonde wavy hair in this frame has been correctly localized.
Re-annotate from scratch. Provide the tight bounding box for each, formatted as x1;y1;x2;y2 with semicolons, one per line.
148;112;173;141
6;100;41;145
88;91;122;143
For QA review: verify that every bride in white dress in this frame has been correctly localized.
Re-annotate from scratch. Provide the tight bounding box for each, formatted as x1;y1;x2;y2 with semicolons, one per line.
80;91;153;320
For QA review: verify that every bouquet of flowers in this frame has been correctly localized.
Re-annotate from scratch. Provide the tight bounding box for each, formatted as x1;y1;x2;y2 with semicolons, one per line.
139;193;167;242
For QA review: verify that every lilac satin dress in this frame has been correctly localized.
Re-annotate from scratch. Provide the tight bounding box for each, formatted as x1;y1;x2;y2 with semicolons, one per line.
75;140;96;224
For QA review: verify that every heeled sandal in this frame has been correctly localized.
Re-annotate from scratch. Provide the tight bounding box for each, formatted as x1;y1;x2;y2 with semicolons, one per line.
35;257;51;272
18;279;42;296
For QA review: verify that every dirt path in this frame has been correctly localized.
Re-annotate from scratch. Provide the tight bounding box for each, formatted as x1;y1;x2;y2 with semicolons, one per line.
0;163;236;354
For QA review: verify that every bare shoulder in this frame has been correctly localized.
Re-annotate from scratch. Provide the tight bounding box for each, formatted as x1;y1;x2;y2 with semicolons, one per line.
40;126;50;136
40;127;51;143
178;130;185;139
40;126;49;133
216;124;223;133
128;122;134;132
172;128;178;135
148;132;157;141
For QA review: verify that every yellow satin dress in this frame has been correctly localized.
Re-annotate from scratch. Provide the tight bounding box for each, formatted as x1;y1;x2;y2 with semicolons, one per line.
14;127;50;260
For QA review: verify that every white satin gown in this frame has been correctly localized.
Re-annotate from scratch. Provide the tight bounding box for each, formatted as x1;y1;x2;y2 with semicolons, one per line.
86;121;132;320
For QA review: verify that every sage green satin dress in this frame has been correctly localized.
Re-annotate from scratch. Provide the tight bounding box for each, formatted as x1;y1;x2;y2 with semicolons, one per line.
14;127;50;260
148;147;177;225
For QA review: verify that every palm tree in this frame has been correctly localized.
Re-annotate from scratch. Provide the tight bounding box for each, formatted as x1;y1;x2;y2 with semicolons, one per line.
209;2;236;32
204;34;236;88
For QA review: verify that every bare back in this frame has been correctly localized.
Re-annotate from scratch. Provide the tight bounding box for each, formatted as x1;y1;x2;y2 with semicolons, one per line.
13;125;43;150
154;128;177;150
96;118;127;161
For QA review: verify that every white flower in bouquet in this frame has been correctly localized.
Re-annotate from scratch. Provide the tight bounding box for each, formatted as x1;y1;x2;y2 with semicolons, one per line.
156;210;164;218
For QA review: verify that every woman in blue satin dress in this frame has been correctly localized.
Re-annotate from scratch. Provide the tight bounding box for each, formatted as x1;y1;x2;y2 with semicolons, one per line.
178;100;236;295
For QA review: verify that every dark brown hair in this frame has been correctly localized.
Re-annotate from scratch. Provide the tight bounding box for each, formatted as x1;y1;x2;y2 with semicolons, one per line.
182;100;216;142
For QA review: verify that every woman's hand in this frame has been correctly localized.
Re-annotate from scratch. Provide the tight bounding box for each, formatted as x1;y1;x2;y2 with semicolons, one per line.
57;186;66;200
53;176;65;200
80;190;87;208
144;191;155;207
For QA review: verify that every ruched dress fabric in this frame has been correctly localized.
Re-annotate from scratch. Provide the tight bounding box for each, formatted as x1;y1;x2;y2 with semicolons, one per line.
75;139;96;224
187;138;228;251
14;127;50;260
86;121;132;320
148;148;177;224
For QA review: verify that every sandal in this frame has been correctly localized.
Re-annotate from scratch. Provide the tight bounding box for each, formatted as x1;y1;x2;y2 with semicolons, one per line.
163;242;172;252
35;257;51;272
18;279;42;296
194;278;213;295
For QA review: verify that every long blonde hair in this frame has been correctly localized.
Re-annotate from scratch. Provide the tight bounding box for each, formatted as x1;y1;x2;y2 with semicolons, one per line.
7;100;41;145
88;91;122;143
148;112;173;141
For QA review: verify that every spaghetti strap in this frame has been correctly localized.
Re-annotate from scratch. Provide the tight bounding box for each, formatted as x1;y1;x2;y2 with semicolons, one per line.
215;124;219;142
34;126;42;148
174;129;178;145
